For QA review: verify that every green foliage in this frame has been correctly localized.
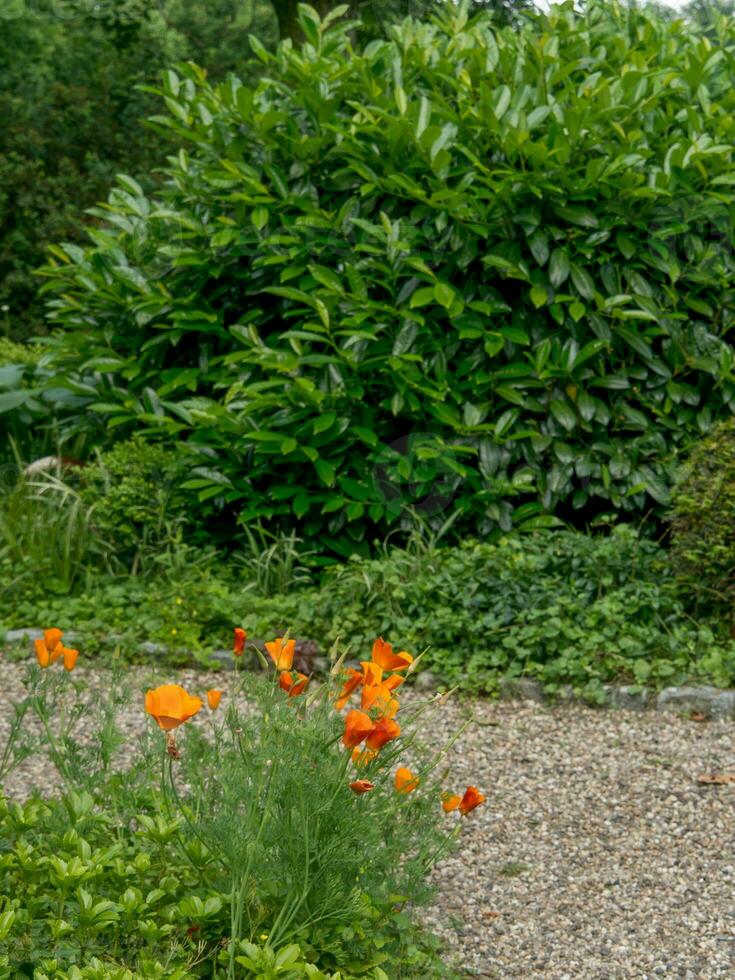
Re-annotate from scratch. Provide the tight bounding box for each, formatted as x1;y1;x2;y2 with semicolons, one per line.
0;0;277;342
234;527;735;698
5;528;735;694
0;789;440;978
0;468;104;600
2;543;235;661
669;415;735;613
40;0;735;557
79;439;193;573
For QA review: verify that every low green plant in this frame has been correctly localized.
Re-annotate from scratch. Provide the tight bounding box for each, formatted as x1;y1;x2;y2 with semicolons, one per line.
78;439;193;574
669;416;735;616
6;527;735;695
0;466;105;599
234;527;735;698
234;524;316;597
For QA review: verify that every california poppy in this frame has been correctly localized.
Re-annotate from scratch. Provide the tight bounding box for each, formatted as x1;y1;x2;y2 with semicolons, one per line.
279;671;309;697
342;709;374;748
442;792;461;813
350;779;374;794
62;647;79;672
34;638;50;668
371;637;413;672
394;767;419;793
145;685;203;731
207;689;223;710
233;628;247;655
335;668;363;710
458;786;486;816
265;637;295;671
362;675;403;715
366;716;400;751
360;661;383;688
45;628;63;654
35;628;65;668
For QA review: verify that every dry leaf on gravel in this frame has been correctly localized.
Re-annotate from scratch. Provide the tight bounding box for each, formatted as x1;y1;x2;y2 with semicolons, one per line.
696;772;735;785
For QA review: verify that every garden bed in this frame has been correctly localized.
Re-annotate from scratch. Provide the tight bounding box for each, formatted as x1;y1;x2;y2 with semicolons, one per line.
2;660;732;977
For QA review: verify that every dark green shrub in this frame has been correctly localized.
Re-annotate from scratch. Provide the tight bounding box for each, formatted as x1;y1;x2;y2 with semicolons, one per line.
40;1;735;556
0;0;278;342
670;416;735;614
79;439;193;572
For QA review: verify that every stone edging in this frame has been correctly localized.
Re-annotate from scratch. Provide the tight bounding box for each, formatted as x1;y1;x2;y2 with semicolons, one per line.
499;677;735;720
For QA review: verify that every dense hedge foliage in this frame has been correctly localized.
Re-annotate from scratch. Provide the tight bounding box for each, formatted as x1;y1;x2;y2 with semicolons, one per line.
6;528;735;697
670;415;735;613
36;0;735;555
0;0;277;342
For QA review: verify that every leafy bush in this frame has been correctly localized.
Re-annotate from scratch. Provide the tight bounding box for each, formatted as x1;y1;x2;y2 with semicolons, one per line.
670;415;735;614
79;439;194;573
0;0;278;342
40;1;735;556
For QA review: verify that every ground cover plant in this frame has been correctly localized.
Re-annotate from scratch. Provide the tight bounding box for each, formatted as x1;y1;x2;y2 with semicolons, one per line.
4;526;735;700
32;0;735;558
0;628;480;977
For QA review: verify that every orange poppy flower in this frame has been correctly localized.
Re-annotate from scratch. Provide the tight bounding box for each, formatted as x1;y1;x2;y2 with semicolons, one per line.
34;638;51;668
207;689;223;710
362;675;403;715
335;668;363;710
394;767;419;793
35;628;65;668
342;709;374;748
371;637;413;672
458;786;486;816
442;792;462;813
62;647;79;672
45;628;63;654
145;684;203;731
366;717;400;751
352;747;378;767
360;661;383;688
233;628;247;655
350;779;374;794
279;671;309;697
265;637;295;671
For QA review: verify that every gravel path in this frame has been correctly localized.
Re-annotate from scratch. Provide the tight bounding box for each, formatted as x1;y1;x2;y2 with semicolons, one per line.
2;661;734;979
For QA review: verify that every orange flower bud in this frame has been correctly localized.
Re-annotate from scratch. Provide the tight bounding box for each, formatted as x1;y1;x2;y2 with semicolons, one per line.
233;628;247;655
34;638;50;668
44;628;63;653
442;792;461;813
350;779;374;794
207;689;223;710
62;647;79;671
